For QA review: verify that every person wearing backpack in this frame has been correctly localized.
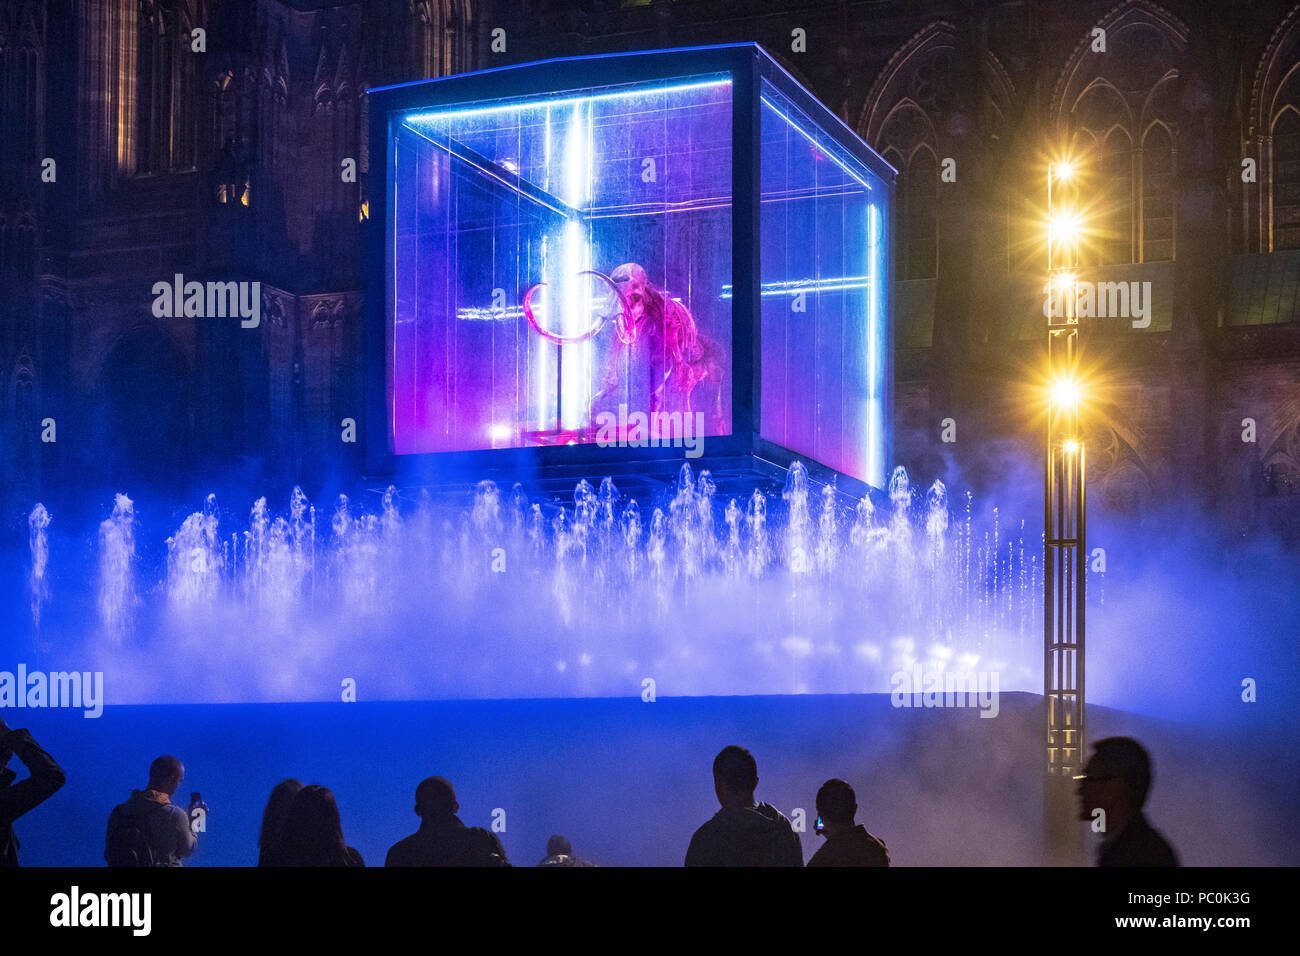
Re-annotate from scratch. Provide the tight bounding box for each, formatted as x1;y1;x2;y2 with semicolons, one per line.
105;755;198;867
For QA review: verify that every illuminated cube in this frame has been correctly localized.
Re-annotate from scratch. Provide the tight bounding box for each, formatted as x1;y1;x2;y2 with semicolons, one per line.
367;43;893;488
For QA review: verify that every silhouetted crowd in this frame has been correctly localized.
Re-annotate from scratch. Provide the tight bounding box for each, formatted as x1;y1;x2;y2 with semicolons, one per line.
0;715;1179;867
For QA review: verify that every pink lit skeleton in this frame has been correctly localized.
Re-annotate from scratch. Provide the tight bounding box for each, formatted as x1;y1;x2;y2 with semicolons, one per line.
588;263;725;432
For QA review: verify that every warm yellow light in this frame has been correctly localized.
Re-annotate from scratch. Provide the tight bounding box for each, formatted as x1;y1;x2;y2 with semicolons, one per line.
1054;272;1076;291
359;200;370;222
1050;213;1081;244
1063;439;1080;454
1055;161;1074;182
1051;380;1081;407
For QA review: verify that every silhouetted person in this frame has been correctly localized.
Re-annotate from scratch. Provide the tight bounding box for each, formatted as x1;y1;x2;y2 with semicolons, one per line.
807;778;889;867
537;834;594;867
0;715;66;867
105;755;198;867
265;784;364;866
385;776;509;867
257;778;303;867
685;745;802;866
1076;736;1179;867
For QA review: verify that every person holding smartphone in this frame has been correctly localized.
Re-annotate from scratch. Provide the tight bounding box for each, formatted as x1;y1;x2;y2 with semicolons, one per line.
807;779;890;867
0;715;68;867
105;755;200;866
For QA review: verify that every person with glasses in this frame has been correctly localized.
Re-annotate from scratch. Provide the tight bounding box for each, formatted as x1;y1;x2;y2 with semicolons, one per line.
1076;737;1179;866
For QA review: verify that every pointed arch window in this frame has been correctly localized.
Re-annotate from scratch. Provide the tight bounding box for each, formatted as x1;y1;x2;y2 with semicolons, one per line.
1274;109;1300;251
884;146;938;281
1099;130;1134;265
1141;124;1175;261
137;1;195;173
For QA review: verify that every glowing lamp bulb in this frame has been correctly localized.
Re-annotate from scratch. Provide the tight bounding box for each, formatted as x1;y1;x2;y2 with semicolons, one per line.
1051;380;1081;407
1063;438;1080;454
1050;214;1081;244
1055;161;1074;182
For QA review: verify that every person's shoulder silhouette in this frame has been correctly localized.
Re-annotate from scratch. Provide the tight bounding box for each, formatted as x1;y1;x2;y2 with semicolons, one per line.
385;776;509;867
807;779;890;867
685;746;802;867
1099;812;1179;867
105;755;196;867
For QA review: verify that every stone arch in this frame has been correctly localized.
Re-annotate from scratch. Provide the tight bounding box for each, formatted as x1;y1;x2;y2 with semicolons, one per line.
1084;399;1162;492
1269;103;1300;250
1052;2;1186;266
858;21;958;148
1051;1;1188;126
1248;4;1300;138
1097;458;1154;513
93;324;193;487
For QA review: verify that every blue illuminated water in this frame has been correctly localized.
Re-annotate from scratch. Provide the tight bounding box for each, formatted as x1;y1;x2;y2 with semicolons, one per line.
15;463;1048;705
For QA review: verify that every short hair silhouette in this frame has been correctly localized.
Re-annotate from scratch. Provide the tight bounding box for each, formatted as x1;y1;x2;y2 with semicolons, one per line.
148;756;182;789
816;779;857;825
414;776;457;816
546;835;572;857
1090;737;1152;806
713;746;758;792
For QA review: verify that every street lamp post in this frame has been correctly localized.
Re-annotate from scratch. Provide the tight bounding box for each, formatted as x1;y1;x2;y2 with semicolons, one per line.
1044;159;1086;864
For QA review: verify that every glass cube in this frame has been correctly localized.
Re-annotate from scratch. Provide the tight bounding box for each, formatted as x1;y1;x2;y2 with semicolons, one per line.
369;44;894;487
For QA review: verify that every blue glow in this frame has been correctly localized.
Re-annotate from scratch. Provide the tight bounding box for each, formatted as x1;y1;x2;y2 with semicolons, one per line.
760;95;874;193
867;202;884;489
456;306;528;322
404;78;732;127
368;42;753;93
721;277;874;299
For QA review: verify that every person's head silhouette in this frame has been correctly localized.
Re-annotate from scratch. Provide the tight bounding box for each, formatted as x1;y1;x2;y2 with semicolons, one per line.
278;784;348;863
712;745;758;809
147;755;184;796
815;778;857;837
414;776;458;820
259;778;303;856
1076;736;1152;832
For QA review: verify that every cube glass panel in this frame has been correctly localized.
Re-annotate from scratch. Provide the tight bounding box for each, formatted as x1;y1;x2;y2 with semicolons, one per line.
390;75;734;454
759;79;888;486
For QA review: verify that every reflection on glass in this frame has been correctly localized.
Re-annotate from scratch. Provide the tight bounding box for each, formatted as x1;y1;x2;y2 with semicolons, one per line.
759;79;889;487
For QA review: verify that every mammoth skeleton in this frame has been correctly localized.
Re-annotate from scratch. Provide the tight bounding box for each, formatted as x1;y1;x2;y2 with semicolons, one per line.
590;263;726;433
522;263;726;435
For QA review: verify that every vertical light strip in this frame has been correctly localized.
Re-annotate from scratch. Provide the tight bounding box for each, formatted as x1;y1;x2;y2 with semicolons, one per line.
536;110;553;430
867;201;883;488
560;100;588;430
